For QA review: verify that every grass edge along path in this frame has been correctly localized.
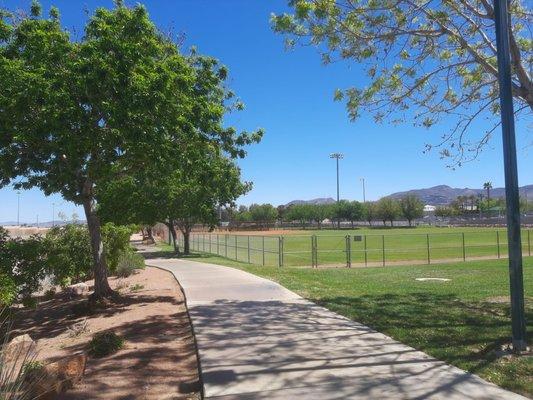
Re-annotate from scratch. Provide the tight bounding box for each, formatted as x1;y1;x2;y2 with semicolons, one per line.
156;242;533;398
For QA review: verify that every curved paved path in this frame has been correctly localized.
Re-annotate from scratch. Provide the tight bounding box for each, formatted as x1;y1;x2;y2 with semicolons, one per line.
146;257;526;400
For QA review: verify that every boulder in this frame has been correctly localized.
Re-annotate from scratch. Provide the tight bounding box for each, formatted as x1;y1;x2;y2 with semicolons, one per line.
2;334;36;363
27;353;87;400
65;282;90;297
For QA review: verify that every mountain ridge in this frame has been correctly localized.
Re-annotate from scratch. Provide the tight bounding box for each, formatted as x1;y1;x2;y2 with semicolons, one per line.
388;184;533;205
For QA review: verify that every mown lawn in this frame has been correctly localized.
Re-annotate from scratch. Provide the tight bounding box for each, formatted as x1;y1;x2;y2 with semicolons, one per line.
162;244;533;397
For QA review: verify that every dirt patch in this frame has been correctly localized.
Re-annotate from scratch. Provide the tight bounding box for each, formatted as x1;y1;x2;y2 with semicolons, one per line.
10;267;201;400
212;229;309;236
4;225;50;238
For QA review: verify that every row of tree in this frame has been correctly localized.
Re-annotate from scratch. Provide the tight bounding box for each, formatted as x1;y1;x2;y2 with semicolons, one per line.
436;195;533;217
0;2;261;299
229;195;425;227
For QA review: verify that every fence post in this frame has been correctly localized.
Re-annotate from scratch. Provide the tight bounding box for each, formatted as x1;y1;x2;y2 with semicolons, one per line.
247;235;251;263
364;235;368;267
527;229;531;255
217;234;220;255
462;232;466;261
497;230;501;259
262;236;265;266
315;235;319;267
346;235;351;268
234;235;238;260
382;235;386;267
209;234;212;254
225;234;228;258
278;236;284;267
426;234;430;265
311;235;315;267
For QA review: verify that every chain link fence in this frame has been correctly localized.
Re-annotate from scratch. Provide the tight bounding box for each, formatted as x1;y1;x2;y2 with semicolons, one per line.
182;230;533;268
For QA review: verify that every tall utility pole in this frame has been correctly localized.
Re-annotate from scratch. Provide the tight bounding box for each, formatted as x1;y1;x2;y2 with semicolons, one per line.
494;0;526;351
329;153;344;202
16;191;20;226
360;178;366;203
52;203;56;227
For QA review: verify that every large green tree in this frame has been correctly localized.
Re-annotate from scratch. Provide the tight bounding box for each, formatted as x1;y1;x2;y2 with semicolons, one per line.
249;204;279;229
399;195;424;226
0;2;260;299
377;197;401;226
171;151;251;254
273;0;532;165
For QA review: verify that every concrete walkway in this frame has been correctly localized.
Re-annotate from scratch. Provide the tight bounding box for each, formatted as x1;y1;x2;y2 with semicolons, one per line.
146;257;526;400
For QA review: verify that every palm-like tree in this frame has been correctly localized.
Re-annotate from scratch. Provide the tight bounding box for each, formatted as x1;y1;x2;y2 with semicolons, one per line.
483;182;493;204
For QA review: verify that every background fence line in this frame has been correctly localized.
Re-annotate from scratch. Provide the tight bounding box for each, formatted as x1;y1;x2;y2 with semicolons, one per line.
178;230;533;268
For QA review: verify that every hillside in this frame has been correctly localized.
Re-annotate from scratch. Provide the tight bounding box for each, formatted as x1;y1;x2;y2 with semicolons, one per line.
388;184;533;205
285;198;336;206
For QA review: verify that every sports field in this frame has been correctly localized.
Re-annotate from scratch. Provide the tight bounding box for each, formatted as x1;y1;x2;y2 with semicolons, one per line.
187;226;533;267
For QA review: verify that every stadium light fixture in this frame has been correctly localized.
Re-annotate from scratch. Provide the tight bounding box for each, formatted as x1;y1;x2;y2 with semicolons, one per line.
493;0;526;351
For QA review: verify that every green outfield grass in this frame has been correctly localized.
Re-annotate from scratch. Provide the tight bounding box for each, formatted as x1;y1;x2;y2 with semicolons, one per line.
158;245;533;397
186;226;533;267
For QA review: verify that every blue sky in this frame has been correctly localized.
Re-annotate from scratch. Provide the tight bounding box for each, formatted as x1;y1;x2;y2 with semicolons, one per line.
0;0;531;223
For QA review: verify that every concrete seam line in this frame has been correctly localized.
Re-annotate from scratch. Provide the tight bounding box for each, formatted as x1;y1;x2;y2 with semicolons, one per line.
146;263;206;400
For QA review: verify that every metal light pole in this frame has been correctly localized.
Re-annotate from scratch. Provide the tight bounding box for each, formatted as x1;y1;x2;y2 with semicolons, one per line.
330;153;344;229
16;191;20;226
493;0;527;351
360;178;366;203
330;153;344;202
52;203;56;227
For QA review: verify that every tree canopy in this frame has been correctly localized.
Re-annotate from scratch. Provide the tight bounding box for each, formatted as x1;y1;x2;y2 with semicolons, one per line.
272;0;532;165
0;1;262;298
399;195;424;226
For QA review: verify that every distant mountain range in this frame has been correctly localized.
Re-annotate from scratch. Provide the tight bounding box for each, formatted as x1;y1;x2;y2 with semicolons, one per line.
285;198;336;207
388;184;533;206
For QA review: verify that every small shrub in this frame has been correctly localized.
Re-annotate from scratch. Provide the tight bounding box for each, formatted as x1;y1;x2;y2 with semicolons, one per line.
44;225;92;286
21;360;44;376
114;279;128;292
102;223;137;272
115;251;145;278
0;274;16;307
43;288;56;301
21;297;38;309
129;284;144;292
1;228;48;301
67;319;89;338
88;331;124;357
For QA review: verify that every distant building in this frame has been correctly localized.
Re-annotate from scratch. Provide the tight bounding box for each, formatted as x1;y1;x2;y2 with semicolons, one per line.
424;205;436;213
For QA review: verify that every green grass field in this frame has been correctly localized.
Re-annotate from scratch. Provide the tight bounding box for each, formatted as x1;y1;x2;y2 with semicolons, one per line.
160;246;533;397
186;226;533;267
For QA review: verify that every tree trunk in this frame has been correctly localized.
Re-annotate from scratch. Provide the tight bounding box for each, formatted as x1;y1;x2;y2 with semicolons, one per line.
408;219;412;227
166;221;179;254
146;227;154;243
183;229;191;255
82;196;114;300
